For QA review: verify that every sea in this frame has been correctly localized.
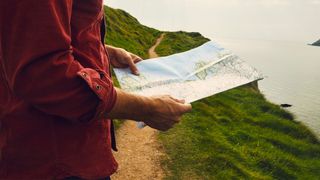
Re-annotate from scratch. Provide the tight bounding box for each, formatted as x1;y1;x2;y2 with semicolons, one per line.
104;0;320;136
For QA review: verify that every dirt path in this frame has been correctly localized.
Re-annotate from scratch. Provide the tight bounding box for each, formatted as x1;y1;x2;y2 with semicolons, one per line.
111;34;166;180
148;33;165;59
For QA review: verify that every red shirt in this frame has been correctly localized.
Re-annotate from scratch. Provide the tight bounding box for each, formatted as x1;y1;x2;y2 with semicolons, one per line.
0;0;118;179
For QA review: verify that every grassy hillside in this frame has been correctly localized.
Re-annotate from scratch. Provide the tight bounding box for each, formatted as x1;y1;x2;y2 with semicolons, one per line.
156;35;320;180
155;31;210;56
104;6;161;59
104;6;320;179
312;39;320;46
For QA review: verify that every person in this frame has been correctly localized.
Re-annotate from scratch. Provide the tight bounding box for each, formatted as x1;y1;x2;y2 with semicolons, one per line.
0;0;192;179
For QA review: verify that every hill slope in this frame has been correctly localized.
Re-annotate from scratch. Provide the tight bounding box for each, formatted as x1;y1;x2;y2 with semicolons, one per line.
104;6;161;59
155;31;210;56
104;6;320;179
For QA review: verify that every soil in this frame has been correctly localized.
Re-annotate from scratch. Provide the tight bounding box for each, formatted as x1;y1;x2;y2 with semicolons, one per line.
111;34;167;180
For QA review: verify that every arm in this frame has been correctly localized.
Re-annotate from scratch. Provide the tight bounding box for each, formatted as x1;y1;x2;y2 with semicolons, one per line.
108;88;192;131
1;1;192;130
105;46;193;130
1;1;116;123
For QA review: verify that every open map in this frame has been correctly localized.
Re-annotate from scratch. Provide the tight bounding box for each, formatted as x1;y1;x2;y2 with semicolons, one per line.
114;41;264;103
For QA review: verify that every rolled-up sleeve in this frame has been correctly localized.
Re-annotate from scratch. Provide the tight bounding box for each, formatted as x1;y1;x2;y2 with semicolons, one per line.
1;0;117;123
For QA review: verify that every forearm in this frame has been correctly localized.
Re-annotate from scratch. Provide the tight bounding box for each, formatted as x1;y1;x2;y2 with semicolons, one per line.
105;45;116;50
107;88;192;131
107;88;154;121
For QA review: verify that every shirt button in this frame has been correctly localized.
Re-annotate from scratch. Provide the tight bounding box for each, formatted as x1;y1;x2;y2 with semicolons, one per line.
96;84;102;90
81;72;88;78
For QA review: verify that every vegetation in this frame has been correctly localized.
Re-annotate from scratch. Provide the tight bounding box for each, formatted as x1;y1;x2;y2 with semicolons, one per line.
104;6;161;59
157;34;320;180
159;86;320;179
104;6;161;129
104;6;320;179
155;31;210;56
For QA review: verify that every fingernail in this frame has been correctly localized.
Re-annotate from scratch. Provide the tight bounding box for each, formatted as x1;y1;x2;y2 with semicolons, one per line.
134;71;140;75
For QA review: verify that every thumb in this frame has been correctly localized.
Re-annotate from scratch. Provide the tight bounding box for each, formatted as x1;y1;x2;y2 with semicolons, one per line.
131;54;143;63
178;103;192;114
127;59;140;75
170;97;186;104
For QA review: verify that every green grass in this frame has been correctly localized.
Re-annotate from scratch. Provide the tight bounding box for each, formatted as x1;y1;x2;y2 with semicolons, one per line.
104;6;161;59
104;6;161;128
159;86;320;179
155;31;210;57
156;34;320;179
104;6;320;179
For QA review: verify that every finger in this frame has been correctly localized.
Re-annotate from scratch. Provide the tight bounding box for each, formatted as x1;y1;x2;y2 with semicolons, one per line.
179;103;192;114
110;59;127;68
112;50;132;68
176;99;186;104
153;125;169;132
169;96;186;104
159;127;169;132
127;59;140;75
131;54;143;63
152;121;173;131
161;125;172;132
172;116;182;123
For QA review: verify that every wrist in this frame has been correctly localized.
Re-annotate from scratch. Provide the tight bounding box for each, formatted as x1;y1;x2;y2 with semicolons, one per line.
139;96;156;121
106;45;121;53
105;46;116;59
107;88;155;121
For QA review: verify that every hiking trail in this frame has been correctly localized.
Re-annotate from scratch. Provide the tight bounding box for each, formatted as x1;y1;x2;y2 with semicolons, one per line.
111;33;166;180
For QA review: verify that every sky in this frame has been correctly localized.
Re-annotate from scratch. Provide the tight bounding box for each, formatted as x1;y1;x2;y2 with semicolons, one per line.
104;0;320;43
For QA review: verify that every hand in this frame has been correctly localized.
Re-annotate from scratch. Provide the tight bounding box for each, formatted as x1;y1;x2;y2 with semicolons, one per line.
142;95;192;131
107;88;192;132
106;45;142;75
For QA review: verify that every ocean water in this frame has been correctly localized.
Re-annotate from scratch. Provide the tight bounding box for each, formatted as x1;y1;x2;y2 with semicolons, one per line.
216;38;320;136
104;0;320;136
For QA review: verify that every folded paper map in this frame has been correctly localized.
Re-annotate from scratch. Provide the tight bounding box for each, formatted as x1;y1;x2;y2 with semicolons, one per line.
114;41;263;103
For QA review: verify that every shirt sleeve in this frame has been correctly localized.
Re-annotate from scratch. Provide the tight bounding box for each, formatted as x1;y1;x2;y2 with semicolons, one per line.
1;1;117;123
